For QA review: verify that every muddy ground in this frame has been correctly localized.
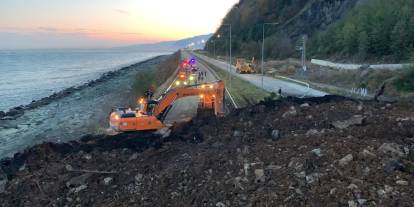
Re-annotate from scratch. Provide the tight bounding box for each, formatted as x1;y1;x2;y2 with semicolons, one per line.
1;96;414;206
0;56;168;158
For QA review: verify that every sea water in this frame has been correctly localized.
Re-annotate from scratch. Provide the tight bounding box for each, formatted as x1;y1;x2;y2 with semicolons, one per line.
0;48;169;111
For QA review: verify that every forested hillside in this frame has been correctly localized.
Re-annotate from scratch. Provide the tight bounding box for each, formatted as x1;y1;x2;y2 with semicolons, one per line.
206;0;414;63
309;0;414;62
206;0;358;59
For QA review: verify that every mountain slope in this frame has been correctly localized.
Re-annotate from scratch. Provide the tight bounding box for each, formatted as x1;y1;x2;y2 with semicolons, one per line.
206;0;359;59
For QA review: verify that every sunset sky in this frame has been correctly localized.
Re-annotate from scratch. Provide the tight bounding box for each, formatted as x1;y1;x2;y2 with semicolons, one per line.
0;0;238;49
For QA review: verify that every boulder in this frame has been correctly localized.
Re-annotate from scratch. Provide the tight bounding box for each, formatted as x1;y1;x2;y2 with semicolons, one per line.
396;180;408;186
359;149;377;160
306;129;319;136
216;202;226;207
332;115;365;129
103;177;113;185
338;154;353;167
378;143;406;157
348;200;357;207
266;165;282;171
135;174;144;182
66;174;91;188
282;107;297;118
270;130;281;140
383;159;406;173
311;148;322;157
233;130;242;137
254;169;265;183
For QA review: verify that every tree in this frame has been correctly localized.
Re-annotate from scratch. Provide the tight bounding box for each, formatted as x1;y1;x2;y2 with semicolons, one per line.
358;31;369;57
342;23;358;54
391;19;409;61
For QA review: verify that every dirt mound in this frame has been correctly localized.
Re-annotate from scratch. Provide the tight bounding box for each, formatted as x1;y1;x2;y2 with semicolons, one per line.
1;96;414;206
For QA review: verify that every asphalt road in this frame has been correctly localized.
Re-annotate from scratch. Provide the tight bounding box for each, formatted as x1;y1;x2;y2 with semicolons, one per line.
162;51;218;125
194;53;327;97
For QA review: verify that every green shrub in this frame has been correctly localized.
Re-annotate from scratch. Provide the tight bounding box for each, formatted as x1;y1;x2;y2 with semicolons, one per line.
395;67;414;92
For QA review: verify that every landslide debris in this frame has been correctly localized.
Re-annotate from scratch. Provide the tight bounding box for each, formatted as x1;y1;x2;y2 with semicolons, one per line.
1;96;414;206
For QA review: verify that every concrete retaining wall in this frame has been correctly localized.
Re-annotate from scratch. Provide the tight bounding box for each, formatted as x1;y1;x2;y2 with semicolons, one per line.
311;59;412;70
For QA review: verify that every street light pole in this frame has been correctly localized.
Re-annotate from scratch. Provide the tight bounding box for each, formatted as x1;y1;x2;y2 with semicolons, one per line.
261;22;279;89
213;40;216;58
221;24;232;90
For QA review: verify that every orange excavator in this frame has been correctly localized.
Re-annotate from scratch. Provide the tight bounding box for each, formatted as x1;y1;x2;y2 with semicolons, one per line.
109;80;225;132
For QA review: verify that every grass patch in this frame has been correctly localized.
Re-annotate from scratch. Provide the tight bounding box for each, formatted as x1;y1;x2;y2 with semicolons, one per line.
197;57;270;107
132;51;180;99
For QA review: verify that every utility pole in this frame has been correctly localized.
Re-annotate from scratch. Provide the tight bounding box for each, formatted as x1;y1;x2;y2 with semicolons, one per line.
213;40;216;58
301;35;307;72
261;22;279;89
222;24;232;90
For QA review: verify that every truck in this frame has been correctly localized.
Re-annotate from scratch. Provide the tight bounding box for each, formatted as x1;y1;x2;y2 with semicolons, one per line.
236;57;256;74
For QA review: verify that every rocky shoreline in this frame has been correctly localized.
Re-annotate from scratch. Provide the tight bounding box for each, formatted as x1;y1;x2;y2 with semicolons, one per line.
0;55;169;159
0;55;165;120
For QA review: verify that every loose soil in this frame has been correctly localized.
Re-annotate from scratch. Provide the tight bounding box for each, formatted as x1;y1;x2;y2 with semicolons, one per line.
1;96;414;206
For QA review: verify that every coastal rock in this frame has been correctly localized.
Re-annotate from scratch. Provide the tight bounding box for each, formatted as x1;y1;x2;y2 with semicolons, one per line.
0;172;7;193
6;108;21;117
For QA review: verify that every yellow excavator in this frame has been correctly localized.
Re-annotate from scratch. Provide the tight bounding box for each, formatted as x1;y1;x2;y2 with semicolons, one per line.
109;80;225;132
236;57;256;74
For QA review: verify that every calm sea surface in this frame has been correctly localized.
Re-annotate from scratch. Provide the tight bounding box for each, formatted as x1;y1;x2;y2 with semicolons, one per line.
0;48;169;111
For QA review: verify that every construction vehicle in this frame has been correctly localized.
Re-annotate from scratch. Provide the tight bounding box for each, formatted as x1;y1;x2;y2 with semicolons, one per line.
109;80;225;132
236;57;256;74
